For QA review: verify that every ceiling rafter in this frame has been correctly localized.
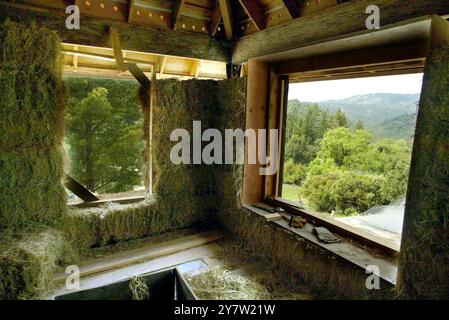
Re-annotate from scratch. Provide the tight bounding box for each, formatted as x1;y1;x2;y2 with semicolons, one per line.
209;0;222;36
238;0;266;31
172;0;186;29
219;0;233;40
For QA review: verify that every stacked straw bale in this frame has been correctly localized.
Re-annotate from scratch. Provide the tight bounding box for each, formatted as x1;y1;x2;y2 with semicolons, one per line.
0;20;72;299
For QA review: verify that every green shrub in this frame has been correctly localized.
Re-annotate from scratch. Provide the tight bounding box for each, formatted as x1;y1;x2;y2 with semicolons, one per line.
283;159;307;185
302;171;388;215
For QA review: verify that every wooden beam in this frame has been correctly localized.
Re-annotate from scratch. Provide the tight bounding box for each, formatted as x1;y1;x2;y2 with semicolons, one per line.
64;175;100;202
0;2;230;62
209;1;222;36
62;48;156;66
109;26;126;71
273;39;428;75
54;230;224;281
243;59;269;205
233;0;449;63
219;0;233;40
172;0;186;29
281;0;301;19
238;0;266;31
126;63;152;95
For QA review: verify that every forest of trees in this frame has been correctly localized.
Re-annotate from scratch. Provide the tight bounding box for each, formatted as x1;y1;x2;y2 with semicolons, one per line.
64;77;143;194
283;101;412;216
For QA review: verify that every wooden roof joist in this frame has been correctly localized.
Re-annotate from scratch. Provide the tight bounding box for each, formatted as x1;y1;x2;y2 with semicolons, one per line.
0;1;231;62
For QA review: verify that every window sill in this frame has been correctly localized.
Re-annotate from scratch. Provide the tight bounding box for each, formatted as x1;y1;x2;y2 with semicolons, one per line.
266;196;400;255
243;203;398;286
69;196;146;208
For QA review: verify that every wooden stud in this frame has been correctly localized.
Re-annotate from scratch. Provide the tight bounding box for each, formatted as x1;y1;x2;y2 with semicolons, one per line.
238;0;266;31
243;59;269;205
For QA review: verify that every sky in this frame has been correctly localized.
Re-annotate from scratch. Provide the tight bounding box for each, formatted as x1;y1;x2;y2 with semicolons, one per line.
288;73;424;102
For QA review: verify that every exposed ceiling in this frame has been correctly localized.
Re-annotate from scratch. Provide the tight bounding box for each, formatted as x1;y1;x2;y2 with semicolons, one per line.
5;0;347;40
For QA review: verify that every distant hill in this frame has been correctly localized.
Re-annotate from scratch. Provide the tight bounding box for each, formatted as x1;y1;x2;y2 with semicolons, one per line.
288;93;420;140
316;93;420;125
370;113;417;140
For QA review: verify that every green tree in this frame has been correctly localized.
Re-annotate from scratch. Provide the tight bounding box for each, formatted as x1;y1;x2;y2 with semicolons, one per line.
301;127;411;215
65;84;143;193
333;108;348;128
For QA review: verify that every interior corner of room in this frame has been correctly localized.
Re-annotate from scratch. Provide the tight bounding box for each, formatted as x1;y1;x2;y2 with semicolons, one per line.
0;0;448;301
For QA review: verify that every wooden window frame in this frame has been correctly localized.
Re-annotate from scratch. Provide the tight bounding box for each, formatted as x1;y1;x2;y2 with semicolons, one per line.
253;37;431;256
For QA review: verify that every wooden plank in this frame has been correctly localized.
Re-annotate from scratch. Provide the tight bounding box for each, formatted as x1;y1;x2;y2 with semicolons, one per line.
109;26;126;71
238;0;266;31
126;63;152;94
273;39;428;75
64;174;100;202
281;0;301;19
53;230;224;281
0;2;230;62
209;1;222;36
219;0;233;40
233;0;449;63
243;59;269;205
263;213;282;222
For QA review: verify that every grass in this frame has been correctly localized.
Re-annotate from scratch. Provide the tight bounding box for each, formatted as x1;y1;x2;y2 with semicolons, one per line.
281;184;301;202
